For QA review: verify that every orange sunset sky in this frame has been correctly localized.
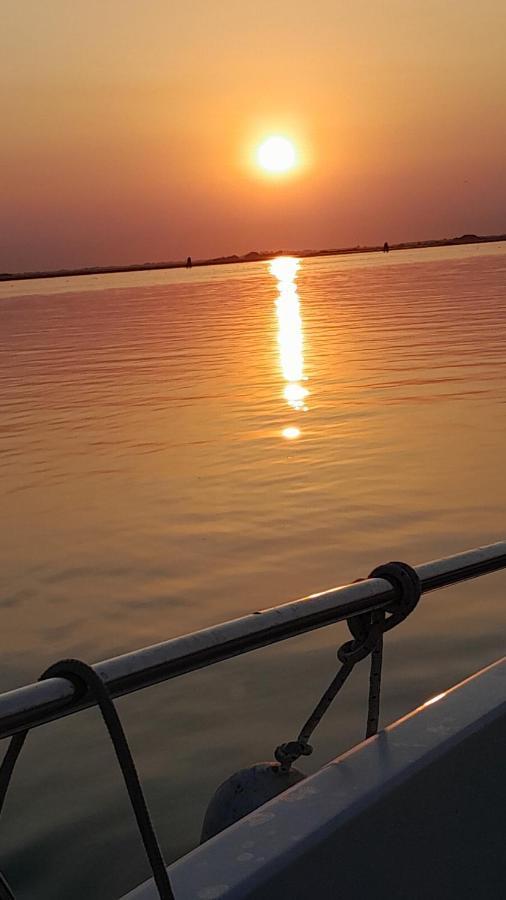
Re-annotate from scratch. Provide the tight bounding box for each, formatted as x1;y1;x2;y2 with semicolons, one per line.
2;0;505;272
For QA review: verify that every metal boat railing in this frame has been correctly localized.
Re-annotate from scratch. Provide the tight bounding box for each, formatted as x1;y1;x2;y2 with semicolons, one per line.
1;541;505;740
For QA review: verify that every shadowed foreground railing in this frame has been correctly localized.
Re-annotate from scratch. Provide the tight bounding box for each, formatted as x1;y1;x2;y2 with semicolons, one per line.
1;541;506;900
1;541;505;740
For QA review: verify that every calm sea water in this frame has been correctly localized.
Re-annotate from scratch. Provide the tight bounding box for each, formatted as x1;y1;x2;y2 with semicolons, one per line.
1;243;506;898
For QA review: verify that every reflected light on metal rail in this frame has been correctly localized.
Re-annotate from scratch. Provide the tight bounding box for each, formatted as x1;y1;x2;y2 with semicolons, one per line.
423;692;447;707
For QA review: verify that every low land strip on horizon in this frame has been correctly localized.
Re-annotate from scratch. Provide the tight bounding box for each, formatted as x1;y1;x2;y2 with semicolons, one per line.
1;233;505;283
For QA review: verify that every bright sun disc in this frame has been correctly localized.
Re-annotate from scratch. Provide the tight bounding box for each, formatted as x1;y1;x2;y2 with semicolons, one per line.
257;136;296;173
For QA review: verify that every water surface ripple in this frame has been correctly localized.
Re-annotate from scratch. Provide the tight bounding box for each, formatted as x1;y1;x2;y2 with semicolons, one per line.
1;243;505;898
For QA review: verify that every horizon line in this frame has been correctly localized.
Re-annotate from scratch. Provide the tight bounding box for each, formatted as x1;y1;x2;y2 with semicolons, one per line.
1;231;505;284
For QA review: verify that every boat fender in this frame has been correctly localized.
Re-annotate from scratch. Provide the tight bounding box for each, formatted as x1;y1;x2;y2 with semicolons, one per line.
200;762;305;843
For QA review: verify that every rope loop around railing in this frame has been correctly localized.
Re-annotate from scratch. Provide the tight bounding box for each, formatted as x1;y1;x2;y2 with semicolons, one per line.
274;560;422;770
337;561;421;664
370;560;422;630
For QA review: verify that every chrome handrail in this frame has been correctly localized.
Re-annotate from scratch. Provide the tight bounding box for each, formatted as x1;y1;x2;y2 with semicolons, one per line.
0;541;505;740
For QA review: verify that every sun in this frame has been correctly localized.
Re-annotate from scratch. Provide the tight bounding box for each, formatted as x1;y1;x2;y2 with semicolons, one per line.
257;136;297;174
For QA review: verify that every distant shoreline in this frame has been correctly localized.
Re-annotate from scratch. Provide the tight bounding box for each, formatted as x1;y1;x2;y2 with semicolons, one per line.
1;233;505;283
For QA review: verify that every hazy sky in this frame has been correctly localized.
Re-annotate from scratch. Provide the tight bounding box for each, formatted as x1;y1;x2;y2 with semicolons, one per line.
2;0;505;271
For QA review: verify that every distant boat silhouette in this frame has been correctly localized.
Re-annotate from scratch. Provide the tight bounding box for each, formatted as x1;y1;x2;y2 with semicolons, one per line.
383;242;389;253
186;256;192;268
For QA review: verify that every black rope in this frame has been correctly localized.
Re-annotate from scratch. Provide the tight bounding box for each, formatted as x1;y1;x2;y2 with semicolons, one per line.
0;733;27;818
0;873;15;900
274;659;355;770
365;617;383;738
0;735;26;899
0;659;174;900
0;560;421;893
274;561;421;770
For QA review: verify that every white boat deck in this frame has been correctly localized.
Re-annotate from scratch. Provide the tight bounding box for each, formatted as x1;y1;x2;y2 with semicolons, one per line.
124;656;506;899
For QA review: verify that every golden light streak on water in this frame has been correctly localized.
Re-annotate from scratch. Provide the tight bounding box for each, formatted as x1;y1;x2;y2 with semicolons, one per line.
270;257;309;438
2;243;506;898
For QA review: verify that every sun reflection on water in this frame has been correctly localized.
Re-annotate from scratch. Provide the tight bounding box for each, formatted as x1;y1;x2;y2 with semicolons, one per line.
282;426;301;440
270;257;308;439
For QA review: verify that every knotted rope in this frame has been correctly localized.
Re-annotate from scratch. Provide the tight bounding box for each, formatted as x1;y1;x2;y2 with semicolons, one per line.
274;561;421;770
0;561;421;894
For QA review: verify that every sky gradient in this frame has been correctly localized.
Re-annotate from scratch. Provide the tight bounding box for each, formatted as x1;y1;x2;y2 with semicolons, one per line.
2;0;505;271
